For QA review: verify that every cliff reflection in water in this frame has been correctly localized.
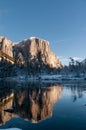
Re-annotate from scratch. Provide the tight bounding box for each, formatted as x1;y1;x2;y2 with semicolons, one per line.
0;85;14;126
0;83;62;125
13;84;62;123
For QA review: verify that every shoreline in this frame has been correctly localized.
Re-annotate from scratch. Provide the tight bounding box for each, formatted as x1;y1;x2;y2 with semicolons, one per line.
0;75;86;84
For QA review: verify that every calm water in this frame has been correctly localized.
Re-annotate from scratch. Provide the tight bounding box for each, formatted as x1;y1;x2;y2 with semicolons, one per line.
0;81;86;130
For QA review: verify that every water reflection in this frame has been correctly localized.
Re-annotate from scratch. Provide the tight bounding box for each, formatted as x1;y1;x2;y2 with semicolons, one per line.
0;82;86;130
67;84;86;102
0;82;86;127
0;85;14;126
13;85;62;123
0;83;62;125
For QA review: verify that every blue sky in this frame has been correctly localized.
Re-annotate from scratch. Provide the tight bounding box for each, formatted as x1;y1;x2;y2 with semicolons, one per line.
0;0;86;65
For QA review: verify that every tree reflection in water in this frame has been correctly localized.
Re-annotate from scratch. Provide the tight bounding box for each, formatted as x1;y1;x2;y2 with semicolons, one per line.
64;83;86;102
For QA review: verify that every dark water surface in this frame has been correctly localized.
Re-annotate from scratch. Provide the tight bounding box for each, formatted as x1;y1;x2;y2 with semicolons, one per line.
0;81;86;130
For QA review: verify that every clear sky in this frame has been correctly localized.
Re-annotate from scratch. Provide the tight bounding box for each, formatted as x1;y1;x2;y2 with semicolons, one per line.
0;0;86;65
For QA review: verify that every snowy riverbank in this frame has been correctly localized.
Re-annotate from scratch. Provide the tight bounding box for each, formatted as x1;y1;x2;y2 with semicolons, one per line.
1;74;86;83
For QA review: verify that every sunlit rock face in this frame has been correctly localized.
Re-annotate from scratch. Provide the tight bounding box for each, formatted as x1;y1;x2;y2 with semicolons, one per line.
0;36;13;57
13;85;62;123
14;37;62;68
0;36;62;70
0;88;14;126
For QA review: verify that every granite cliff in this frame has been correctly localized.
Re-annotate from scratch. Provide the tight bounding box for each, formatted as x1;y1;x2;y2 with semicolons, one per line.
0;36;13;57
0;36;62;76
14;37;62;68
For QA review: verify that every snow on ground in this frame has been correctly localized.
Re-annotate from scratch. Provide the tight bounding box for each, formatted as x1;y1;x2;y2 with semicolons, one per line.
1;74;86;83
16;74;86;80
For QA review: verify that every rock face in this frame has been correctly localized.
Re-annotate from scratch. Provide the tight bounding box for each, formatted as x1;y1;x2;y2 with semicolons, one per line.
14;37;62;68
0;36;62;69
0;36;13;57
